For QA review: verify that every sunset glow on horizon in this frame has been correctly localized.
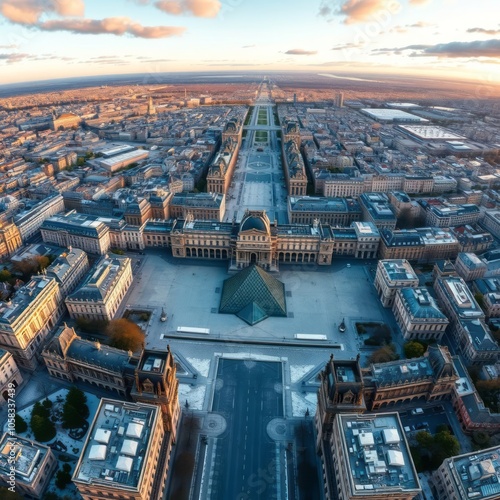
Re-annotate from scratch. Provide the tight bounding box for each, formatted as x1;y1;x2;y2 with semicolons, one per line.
0;0;499;86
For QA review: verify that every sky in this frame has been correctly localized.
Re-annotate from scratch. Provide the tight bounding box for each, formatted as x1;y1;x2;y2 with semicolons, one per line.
0;0;499;86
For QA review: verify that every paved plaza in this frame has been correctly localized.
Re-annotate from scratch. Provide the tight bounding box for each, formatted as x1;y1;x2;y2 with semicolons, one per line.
126;253;389;351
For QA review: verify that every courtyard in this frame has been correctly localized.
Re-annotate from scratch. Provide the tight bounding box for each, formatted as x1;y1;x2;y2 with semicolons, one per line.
123;253;393;359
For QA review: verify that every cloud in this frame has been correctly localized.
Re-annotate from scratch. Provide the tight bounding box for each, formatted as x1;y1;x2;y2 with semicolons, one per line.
285;49;318;55
37;17;185;38
242;44;255;48
413;39;500;58
0;1;186;39
0;51;76;64
372;44;431;53
0;52;31;63
372;39;500;59
318;0;400;24
331;42;364;51
409;0;431;4
407;21;433;28
154;0;221;17
467;27;500;36
0;0;84;24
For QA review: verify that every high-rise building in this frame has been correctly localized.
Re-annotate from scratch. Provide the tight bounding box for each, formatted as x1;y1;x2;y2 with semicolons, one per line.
147;96;156;115
336;92;344;108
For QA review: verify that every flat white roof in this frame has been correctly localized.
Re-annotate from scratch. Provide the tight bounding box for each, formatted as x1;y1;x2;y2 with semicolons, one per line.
383;428;400;444
387;449;405;467
121;439;138;457
116;455;133;473
399;125;466;140
126;421;144;439
361;108;428;122
94;428;111;444
358;431;375;446
89;444;107;461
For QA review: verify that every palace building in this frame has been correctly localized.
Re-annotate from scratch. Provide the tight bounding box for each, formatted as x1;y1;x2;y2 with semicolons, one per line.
168;210;379;270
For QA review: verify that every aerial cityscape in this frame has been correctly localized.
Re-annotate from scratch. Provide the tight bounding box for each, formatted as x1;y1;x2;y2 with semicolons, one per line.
0;1;500;500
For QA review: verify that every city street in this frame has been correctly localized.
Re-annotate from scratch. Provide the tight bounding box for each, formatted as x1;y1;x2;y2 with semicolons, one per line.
202;359;285;500
224;93;288;224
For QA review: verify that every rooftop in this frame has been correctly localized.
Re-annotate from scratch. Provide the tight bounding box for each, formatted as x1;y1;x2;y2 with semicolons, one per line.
337;413;421;496
460;319;499;353
66;256;130;303
288;196;361;213
371;357;434;387
172;192;224;208
73;399;160;491
379;259;418;283
398;288;448;321
446;446;500;499
41;211;109;238
398;124;465;140
46;248;87;283
0;433;51;486
437;277;483;319
416;227;457;245
98;149;149;168
457;252;487;270
0;276;56;328
361;108;428;122
360;193;396;221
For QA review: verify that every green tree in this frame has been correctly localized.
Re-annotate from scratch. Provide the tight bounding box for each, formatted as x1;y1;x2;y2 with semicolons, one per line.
15;414;27;434
416;430;433;449
106;318;145;352
42;398;53;410
404;341;425;359
472;430;490;449
62;402;85;429
31;414;56;442
66;387;88;413
434;430;460;465
32;401;51;420
55;464;72;490
62;387;89;428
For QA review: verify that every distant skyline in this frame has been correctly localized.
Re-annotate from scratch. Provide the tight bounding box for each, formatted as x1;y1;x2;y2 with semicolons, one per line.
0;0;499;86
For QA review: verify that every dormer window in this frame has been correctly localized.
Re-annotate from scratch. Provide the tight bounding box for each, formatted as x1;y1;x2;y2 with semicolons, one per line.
142;380;154;393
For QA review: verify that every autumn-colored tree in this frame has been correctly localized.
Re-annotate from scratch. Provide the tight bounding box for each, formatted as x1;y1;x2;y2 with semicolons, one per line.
13;256;51;279
368;344;399;364
0;270;11;282
106;318;145;352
